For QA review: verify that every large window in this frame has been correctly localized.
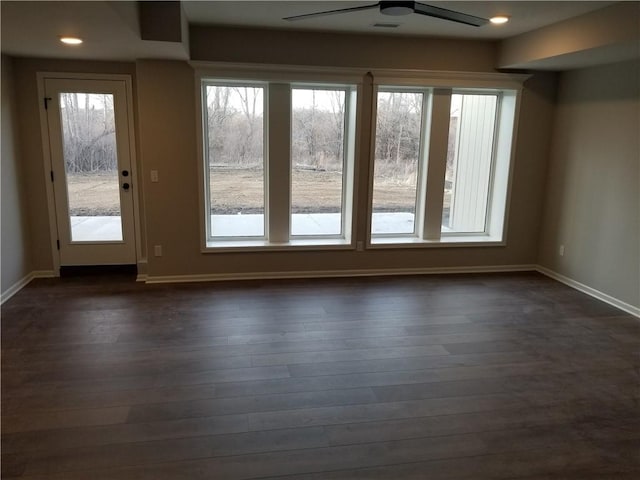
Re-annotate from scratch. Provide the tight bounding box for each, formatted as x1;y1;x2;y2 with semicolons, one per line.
291;87;352;237
370;86;517;245
200;71;520;250
442;93;498;234
203;83;265;238
371;90;427;235
201;79;357;247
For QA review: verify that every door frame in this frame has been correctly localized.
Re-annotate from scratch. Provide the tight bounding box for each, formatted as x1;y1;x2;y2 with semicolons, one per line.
37;72;143;276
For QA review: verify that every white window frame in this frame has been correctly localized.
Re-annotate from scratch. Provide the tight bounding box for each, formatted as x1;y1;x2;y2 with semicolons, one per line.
195;65;363;252
195;66;526;252
201;80;268;242
370;86;432;239
441;89;501;237
367;73;523;249
289;83;357;240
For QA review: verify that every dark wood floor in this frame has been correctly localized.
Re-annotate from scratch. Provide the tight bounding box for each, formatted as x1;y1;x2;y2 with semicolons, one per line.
1;272;638;479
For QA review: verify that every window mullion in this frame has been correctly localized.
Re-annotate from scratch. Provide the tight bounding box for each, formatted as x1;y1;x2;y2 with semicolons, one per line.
267;83;291;243
342;87;358;242
422;88;451;240
414;90;431;239
202;84;214;240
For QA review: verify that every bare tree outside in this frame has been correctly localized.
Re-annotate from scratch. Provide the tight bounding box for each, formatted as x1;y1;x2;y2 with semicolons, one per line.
206;85;265;234
371;91;424;236
61;87;447;230
59;85;495;239
60;92;121;217
291;89;345;224
290;89;345;172
205;86;425;235
207;86;263;169
374;91;423;187
61;93;116;173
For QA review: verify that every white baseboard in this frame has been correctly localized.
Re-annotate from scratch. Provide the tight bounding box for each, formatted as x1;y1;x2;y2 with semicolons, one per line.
136;259;148;283
1;273;33;305
32;270;57;279
1;270;56;305
145;264;638;318
143;264;537;284
5;265;636;318
536;265;640;318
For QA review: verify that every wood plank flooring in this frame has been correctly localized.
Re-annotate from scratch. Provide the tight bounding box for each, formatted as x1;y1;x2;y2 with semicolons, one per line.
2;272;638;479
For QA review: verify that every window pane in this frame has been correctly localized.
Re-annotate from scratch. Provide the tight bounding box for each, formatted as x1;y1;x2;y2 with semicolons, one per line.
443;94;497;233
60;93;123;242
205;85;264;237
291;88;346;236
371;91;423;235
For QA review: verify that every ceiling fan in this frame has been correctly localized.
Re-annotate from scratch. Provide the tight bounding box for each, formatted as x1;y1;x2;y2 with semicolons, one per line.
283;1;488;27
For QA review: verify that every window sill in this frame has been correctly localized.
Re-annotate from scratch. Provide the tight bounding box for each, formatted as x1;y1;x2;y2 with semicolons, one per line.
370;234;505;248
203;234;504;252
204;238;353;253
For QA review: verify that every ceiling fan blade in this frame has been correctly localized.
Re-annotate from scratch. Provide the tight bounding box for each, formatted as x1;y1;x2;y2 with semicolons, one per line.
413;2;488;27
284;3;380;21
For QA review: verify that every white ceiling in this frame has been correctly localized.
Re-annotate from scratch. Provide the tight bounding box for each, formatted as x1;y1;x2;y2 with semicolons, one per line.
0;1;618;61
0;1;189;61
183;1;613;40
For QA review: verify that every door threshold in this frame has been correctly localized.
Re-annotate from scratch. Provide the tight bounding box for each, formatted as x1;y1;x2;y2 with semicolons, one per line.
60;264;137;277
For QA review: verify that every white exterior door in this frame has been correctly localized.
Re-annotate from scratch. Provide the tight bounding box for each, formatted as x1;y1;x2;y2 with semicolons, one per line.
44;77;137;266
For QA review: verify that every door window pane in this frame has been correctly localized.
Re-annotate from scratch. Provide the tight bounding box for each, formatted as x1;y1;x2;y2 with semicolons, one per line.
205;85;265;238
371;91;424;235
59;92;123;242
291;88;346;236
442;94;498;233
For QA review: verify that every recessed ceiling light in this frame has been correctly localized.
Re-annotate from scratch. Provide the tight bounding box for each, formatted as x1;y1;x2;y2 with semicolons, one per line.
490;15;510;25
59;36;83;45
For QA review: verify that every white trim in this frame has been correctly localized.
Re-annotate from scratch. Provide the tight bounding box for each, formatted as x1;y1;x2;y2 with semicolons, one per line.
190;62;531;88
5;265;636;319
1;274;33;305
1;270;56;305
136;259;148;282
192;61;367;83
268;83;291;242
493;89;521;248
194;74;208;252
122;75;144;268
370;70;529;89
32;270;57;278
36;74;61;275
367;86;519;245
204;238;353;253
37;72;141;269
144;264;536;284
140;264;639;318
369;237;505;248
536;266;640;318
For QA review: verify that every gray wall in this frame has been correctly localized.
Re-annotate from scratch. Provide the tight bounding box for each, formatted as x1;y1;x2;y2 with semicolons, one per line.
10;29;557;280
135;28;555;278
3;26;637;311
538;59;640;309
10;58;139;272
1;55;32;297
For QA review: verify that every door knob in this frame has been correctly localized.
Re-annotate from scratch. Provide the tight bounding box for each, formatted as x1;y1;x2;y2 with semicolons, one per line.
122;182;130;191
122;170;129;177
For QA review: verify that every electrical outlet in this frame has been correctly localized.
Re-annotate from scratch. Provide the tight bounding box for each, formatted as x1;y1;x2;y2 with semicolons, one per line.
154;245;162;257
559;245;565;256
150;170;159;183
